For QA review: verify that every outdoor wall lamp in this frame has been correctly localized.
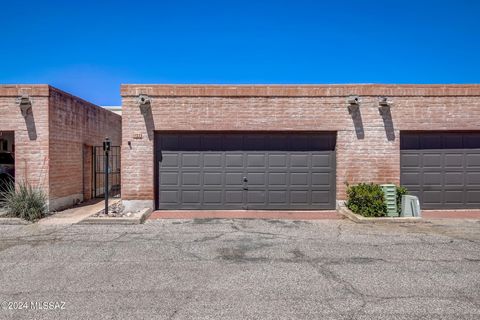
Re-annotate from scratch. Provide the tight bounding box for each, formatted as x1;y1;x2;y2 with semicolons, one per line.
378;97;392;107
137;94;151;115
16;94;32;117
347;95;360;112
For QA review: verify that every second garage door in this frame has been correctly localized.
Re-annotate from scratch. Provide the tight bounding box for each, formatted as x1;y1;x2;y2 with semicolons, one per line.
155;132;336;210
401;132;480;209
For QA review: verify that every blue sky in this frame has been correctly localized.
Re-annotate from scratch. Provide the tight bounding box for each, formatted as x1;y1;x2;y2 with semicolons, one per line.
0;0;479;105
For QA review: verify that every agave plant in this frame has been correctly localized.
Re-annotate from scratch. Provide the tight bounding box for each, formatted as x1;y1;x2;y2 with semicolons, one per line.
0;180;47;221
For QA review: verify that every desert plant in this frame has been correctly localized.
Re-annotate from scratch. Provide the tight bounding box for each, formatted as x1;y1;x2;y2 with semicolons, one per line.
346;183;387;217
0;181;47;221
396;185;408;214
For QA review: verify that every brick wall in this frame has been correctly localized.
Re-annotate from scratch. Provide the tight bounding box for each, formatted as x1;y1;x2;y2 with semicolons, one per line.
0;85;121;211
48;87;121;209
121;85;480;209
0;85;51;196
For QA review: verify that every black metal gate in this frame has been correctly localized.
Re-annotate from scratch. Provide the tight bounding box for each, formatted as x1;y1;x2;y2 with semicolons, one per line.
93;146;121;198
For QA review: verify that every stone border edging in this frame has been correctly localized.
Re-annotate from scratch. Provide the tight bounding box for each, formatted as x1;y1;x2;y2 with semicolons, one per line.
78;208;152;225
338;203;422;224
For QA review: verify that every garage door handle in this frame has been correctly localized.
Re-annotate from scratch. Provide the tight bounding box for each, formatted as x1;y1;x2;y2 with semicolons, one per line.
243;177;248;182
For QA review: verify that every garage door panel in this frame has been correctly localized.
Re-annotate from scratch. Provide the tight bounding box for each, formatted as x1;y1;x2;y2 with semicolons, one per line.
400;153;421;168
267;135;289;150
466;154;480;167
401;132;480;209
247;172;265;185
160;154;179;168
312;191;331;204
226;154;243;167
268;154;288;168
423;172;442;185
159;172;179;186
201;135;222;150
467;173;480;185
422;190;443;205
181;172;201;186
444;153;464;167
160;136;180;149
180;136;202;150
444;191;464;204
311;154;331;167
204;172;223;186
247;190;266;204
290;172;309;185
247;154;266;167
245;135;265;150
268;172;287;185
268;191;287;204
291;155;309;167
444;134;463;148
401;172;421;185
203;191;222;204
223;135;244;150
312;173;330;186
444;172;464;186
291;191;308;203
466;191;480;204
464;135;480;148
225;190;243;204
289;135;310;151
156;133;336;210
159;190;180;204
312;135;335;150
182;190;201;203
421;135;442;149
182;154;201;167
225;173;242;186
423;153;442;167
204;154;223;167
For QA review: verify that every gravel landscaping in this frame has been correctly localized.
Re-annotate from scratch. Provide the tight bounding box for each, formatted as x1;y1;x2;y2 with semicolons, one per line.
92;201;133;218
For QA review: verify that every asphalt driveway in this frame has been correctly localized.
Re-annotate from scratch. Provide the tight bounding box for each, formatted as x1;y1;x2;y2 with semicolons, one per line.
0;218;479;319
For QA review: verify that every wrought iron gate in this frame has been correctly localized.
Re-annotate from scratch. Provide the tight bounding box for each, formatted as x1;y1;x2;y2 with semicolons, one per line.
93;146;121;198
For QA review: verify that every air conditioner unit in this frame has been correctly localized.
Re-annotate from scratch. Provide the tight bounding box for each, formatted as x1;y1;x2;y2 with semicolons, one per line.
380;184;398;217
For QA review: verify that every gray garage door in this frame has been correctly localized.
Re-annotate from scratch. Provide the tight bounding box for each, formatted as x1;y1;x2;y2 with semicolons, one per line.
401;132;480;209
155;133;336;210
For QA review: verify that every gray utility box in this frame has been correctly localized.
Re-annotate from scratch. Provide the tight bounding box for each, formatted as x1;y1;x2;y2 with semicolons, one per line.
380;184;398;217
401;195;421;217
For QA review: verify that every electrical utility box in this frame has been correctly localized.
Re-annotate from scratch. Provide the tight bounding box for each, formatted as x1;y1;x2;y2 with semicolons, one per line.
401;195;421;217
380;184;398;217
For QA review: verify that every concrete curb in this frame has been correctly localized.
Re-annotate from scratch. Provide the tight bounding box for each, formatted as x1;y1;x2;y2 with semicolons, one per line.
338;204;422;224
78;208;152;225
0;217;32;225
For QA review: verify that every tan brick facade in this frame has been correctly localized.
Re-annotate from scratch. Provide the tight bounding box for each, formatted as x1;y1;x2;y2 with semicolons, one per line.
0;85;121;211
121;84;480;211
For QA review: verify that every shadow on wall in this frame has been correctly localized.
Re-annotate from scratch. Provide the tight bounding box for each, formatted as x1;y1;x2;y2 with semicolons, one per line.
140;104;154;141
379;106;395;141
348;105;364;139
25;110;37;140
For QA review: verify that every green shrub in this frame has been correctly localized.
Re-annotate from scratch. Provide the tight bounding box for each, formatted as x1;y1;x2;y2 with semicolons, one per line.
396;186;408;214
346;183;387;217
0;181;47;221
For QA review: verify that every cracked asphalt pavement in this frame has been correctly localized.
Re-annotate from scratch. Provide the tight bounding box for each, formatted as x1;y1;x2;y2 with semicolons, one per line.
0;218;479;319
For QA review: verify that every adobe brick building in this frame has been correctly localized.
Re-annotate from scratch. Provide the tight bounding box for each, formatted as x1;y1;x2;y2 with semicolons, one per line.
121;84;480;212
0;85;121;210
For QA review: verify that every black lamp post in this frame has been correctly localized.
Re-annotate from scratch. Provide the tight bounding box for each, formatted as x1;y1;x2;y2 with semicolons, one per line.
103;137;111;215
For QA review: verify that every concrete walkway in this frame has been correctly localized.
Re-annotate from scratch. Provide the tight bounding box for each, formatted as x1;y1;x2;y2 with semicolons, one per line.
38;198;120;226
